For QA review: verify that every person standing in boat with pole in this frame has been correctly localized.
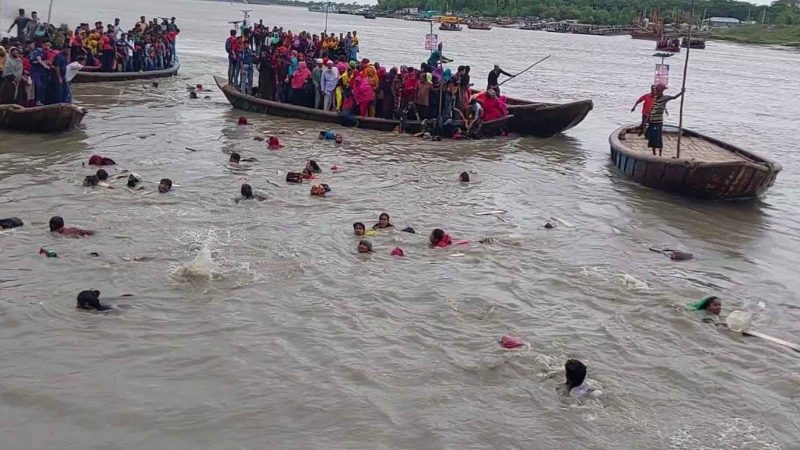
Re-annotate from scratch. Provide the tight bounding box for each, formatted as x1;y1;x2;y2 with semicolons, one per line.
487;64;513;94
646;83;684;157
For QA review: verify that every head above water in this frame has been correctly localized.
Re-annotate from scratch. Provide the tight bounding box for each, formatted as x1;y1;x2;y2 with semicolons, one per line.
158;178;172;193
565;359;587;390
49;216;65;232
459;171;470;182
306;160;321;173
230;152;241;163
96;169;108;181
353;222;366;236
83;175;99;186
77;289;111;311
241;184;253;199
429;228;445;245
127;174;140;188
377;213;392;228
358;239;373;253
334;134;343;144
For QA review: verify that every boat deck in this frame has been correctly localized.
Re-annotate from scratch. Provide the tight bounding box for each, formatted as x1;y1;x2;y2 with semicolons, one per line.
620;129;750;163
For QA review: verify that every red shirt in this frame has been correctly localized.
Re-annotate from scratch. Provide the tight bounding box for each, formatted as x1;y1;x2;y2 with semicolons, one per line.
226;36;240;56
638;93;655;115
167;31;177;42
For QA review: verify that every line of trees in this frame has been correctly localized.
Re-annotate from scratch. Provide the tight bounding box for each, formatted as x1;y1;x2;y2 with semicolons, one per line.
377;0;800;26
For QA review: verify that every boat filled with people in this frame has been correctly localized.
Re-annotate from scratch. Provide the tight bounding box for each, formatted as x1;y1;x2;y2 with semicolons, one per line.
218;26;591;138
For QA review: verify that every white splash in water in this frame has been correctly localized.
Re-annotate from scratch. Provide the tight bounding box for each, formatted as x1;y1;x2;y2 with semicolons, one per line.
176;245;218;280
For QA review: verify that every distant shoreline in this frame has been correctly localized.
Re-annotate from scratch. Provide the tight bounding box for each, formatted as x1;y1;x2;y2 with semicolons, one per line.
710;25;800;47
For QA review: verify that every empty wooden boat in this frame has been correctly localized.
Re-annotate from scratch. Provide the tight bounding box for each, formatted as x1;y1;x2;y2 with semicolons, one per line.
609;125;781;200
0;103;86;133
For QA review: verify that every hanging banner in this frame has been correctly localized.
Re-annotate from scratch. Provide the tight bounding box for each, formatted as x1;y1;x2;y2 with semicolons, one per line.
654;63;670;87
425;33;438;50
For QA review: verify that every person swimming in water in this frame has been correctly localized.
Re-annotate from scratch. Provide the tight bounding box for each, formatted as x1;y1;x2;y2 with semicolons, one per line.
0;217;24;229
373;213;394;230
302;168;316;180
127;174;144;190
96;169;108;181
230;152;241;163
158;178;173;193
76;289;112;311
306;160;322;173
564;359;594;399
319;130;335;140
460;171;470;182
87;155;116;166
354;222;367;236
429;228;453;248
236;183;267;203
310;184;330;196
358;239;374;254
83;175;99;186
49;216;95;237
334;134;343;145
687;295;723;324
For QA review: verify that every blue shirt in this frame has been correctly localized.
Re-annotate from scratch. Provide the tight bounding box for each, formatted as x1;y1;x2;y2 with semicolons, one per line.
30;48;46;69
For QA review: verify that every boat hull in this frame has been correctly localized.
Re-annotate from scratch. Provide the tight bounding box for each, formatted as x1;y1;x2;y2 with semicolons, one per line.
72;62;180;83
609;125;781;200
0;103;86;133
214;76;512;135
503;97;593;137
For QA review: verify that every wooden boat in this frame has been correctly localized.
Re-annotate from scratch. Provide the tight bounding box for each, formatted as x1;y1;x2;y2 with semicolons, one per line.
656;37;681;52
363;12;377;19
472;90;593;137
439;23;462;31
609;125;781;200
72;62;180;83
214;76;512;135
681;37;706;49
0;103;86;133
467;21;492;30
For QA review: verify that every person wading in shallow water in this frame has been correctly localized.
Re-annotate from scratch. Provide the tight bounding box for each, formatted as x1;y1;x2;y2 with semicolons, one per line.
646;83;684;157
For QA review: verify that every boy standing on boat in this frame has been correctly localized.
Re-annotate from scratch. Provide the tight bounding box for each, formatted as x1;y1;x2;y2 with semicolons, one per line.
646;84;684;157
631;84;655;136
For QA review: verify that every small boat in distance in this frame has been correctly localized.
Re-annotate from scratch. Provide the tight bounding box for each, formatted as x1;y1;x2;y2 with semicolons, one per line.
609;125;781;200
439;22;462;31
72;61;180;83
363;12;377;19
656;37;681;52
0;103;86;133
681;37;706;49
467;21;492;30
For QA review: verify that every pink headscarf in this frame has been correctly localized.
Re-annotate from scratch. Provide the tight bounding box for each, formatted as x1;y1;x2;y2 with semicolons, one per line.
291;61;311;89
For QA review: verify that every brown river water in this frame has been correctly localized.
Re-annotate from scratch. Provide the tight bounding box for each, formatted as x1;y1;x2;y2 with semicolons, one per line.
1;1;799;448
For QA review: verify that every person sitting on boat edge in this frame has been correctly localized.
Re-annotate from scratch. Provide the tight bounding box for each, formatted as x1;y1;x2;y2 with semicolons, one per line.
646;84;684;157
631;85;656;136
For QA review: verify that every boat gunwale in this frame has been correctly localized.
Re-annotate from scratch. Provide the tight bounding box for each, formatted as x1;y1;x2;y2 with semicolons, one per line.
73;62;180;82
214;75;514;131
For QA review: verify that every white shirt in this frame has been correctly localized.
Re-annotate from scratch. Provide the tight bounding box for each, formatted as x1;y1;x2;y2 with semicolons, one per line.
66;62;84;82
125;39;134;57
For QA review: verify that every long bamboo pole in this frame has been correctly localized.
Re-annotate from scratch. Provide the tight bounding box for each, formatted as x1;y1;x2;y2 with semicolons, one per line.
675;0;694;159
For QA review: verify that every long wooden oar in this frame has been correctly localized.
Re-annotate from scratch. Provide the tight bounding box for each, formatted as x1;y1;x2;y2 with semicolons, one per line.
498;55;552;87
744;330;800;353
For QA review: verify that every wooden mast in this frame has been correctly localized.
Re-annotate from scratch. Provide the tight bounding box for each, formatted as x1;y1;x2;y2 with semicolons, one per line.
675;0;694;159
